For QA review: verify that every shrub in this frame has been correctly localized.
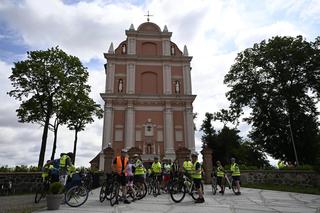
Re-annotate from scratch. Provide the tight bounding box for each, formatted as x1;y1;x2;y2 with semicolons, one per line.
49;182;64;194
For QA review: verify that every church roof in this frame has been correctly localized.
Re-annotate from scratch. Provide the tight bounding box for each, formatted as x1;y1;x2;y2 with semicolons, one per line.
137;22;161;33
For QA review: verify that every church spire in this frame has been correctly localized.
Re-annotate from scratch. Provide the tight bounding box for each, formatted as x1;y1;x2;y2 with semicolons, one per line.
108;42;114;54
183;45;189;56
129;24;135;31
163;25;168;32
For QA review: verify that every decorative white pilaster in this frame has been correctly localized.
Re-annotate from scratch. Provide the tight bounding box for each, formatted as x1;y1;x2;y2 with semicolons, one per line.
162;39;170;56
183;64;191;95
106;63;115;93
99;151;105;171
125;102;135;149
126;64;135;94
128;38;136;55
163;64;172;94
102;102;113;149
185;105;195;152
164;103;175;159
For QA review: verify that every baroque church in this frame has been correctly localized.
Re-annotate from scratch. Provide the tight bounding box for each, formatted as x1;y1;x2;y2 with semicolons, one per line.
93;20;196;171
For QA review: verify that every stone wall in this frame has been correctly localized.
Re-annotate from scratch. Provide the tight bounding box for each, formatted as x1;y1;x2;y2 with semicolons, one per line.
0;172;104;195
240;170;320;187
0;172;42;195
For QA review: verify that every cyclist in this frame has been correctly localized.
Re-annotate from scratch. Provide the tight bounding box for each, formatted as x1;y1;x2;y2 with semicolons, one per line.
161;158;172;192
59;152;74;186
230;157;241;195
126;156;136;201
216;161;226;195
191;152;204;203
112;149;130;204
133;154;145;184
183;155;193;178
41;160;54;181
151;156;162;195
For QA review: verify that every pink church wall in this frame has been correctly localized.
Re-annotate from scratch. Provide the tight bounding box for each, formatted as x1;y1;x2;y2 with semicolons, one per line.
135;65;163;95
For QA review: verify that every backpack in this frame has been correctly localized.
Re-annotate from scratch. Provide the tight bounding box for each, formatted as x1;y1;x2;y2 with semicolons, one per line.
53;159;60;169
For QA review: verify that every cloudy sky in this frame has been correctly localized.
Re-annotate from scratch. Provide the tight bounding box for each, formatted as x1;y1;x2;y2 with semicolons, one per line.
0;0;319;167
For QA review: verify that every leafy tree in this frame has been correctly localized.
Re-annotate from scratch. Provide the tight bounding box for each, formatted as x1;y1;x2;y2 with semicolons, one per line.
65;90;103;164
200;113;216;148
8;47;88;168
224;36;320;165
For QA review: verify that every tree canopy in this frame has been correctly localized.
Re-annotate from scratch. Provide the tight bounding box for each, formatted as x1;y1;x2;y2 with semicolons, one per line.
224;36;320;165
200;112;268;168
8;47;101;168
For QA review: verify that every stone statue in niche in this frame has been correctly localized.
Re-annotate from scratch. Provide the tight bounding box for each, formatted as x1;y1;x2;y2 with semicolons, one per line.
118;79;123;92
175;80;180;94
122;44;126;54
171;45;175;55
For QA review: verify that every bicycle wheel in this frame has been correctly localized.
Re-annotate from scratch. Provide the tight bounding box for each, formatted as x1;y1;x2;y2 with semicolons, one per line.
147;181;153;195
191;181;204;200
34;184;45;203
65;185;88;207
99;183;107;202
110;182;120;206
211;177;217;195
134;182;147;200
105;183;114;200
169;181;186;203
153;180;160;197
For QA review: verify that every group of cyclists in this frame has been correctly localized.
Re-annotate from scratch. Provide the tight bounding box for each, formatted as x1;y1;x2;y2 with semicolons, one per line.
40;149;241;206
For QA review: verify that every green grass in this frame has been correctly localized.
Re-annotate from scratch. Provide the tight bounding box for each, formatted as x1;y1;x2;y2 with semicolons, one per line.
242;183;320;195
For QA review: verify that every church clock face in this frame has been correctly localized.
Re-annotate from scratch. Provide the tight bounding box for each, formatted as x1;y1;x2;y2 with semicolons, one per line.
97;21;195;170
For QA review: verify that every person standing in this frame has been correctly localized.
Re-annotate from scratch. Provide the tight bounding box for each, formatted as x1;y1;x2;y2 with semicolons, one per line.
112;149;130;204
230;157;241;195
191;152;204;203
216;161;226;195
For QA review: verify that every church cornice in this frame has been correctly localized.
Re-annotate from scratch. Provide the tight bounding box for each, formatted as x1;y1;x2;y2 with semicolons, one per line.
104;54;192;63
100;93;196;104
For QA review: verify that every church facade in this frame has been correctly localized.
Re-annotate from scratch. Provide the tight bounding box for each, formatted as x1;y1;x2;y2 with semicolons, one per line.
99;21;196;170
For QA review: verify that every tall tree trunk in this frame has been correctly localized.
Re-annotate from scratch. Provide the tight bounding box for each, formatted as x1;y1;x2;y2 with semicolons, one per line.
72;129;78;165
50;121;59;160
38;99;53;169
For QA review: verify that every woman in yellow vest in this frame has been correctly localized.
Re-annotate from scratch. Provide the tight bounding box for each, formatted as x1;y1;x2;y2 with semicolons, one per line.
191;152;204;203
230;157;241;195
216;161;226;195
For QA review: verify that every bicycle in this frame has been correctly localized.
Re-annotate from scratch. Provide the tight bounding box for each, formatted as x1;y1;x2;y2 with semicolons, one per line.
64;173;89;207
148;173;161;197
169;173;203;203
35;179;50;203
211;174;237;195
225;174;238;195
109;174;136;206
132;180;147;200
99;173;114;202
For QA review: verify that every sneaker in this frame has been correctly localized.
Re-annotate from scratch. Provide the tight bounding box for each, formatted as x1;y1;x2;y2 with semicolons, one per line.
236;192;241;195
124;199;131;204
221;191;224;195
195;198;205;203
219;191;223;193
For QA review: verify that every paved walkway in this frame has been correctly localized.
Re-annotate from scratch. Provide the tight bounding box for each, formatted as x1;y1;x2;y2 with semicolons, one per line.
35;186;320;213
